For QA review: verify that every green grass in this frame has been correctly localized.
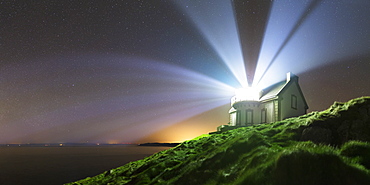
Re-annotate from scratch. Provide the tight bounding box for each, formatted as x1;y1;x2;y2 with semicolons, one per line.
67;96;370;185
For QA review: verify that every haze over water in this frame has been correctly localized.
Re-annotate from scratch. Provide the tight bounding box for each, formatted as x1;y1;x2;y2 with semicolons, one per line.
0;146;170;185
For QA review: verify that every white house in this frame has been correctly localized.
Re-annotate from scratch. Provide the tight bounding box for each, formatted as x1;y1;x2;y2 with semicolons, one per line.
218;72;308;132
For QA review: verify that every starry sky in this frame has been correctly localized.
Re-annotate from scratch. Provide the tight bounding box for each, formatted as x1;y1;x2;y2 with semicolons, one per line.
1;0;369;144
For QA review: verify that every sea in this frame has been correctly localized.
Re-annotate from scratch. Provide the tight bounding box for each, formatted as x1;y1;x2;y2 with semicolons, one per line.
0;145;171;185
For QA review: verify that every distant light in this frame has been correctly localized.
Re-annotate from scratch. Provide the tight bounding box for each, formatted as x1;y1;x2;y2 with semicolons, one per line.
234;87;261;101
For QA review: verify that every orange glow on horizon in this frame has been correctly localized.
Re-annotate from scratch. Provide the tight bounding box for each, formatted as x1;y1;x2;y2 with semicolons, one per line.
137;104;229;143
107;140;120;144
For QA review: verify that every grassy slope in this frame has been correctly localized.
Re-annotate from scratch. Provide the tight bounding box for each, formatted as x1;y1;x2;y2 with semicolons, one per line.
68;97;370;185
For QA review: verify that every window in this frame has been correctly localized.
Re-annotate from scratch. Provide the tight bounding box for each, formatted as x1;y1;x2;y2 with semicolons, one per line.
291;95;297;109
261;108;267;123
246;110;253;124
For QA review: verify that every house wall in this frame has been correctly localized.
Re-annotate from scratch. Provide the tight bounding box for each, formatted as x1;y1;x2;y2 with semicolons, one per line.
229;80;307;126
229;111;236;126
227;73;308;129
232;102;261;126
274;100;279;122
231;101;278;125
279;81;307;120
262;101;275;123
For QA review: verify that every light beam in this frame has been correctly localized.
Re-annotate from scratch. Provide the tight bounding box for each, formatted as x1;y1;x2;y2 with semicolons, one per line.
232;0;273;86
255;0;322;86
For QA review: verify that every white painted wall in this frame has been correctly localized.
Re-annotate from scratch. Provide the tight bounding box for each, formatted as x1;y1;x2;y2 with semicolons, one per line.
230;111;236;126
228;74;307;126
261;101;275;123
280;81;307;119
230;99;281;125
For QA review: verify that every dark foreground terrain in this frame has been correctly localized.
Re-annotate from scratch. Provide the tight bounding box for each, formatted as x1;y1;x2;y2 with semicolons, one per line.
68;96;370;185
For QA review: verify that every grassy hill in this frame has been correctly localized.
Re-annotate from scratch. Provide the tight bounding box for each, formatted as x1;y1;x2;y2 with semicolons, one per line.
67;96;370;185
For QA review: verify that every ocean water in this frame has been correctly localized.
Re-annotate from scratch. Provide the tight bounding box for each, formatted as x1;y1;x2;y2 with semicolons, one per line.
0;146;170;185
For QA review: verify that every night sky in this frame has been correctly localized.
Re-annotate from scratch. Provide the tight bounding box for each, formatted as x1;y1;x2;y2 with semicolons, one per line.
1;0;369;144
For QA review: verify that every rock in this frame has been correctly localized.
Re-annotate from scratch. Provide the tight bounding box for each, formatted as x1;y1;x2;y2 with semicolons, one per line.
337;120;352;143
349;119;370;141
301;126;332;144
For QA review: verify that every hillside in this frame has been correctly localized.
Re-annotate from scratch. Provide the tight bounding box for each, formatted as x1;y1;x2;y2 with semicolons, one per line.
68;96;370;185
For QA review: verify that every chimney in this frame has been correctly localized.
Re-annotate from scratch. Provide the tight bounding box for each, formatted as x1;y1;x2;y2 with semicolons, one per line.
286;72;291;82
286;72;298;82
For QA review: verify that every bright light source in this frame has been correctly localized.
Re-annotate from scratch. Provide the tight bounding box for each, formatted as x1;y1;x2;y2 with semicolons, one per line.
234;87;261;101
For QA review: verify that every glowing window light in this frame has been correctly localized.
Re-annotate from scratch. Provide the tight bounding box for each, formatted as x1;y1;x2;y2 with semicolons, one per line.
234;87;261;101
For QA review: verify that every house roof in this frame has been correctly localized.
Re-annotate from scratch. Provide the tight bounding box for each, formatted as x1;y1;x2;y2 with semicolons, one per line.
259;80;287;101
259;75;309;109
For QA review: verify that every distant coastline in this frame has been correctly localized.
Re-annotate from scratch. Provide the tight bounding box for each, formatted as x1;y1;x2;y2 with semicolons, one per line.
0;142;181;147
138;142;180;147
0;143;136;147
